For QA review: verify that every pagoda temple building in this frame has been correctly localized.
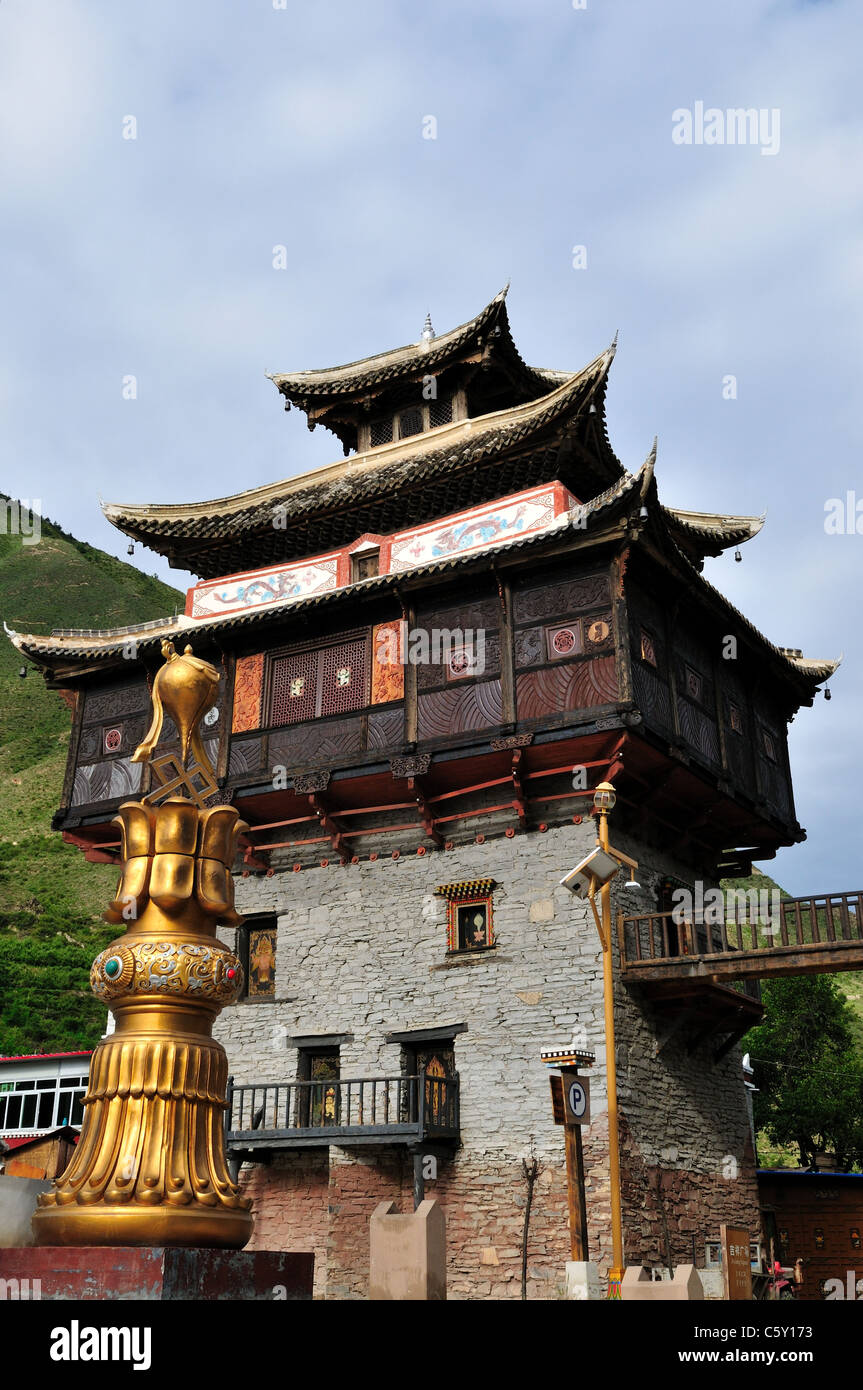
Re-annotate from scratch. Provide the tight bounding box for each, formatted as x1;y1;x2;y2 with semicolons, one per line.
11;287;860;1299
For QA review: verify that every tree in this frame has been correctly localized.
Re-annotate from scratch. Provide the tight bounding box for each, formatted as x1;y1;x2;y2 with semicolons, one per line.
745;975;863;1171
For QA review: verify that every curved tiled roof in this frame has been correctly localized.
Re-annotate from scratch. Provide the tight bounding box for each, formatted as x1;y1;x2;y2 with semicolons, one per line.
269;286;567;404
101;344;620;575
11;464;647;667
9;456;839;704
663;506;765;559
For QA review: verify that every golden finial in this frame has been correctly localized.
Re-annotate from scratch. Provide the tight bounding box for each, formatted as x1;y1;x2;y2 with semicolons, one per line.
133;639;220;768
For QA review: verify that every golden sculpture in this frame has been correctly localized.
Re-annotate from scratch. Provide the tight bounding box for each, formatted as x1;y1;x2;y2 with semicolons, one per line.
32;644;253;1248
132;639;221;793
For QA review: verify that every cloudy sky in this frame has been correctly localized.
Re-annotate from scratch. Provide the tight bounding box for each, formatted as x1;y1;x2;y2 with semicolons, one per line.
1;0;860;892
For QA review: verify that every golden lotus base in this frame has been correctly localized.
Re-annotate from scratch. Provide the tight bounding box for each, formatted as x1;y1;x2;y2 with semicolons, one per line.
32;1202;253;1250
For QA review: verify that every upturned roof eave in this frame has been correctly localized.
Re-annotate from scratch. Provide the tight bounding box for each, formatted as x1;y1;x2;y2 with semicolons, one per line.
10;468;645;672
267;286;564;403
635;497;839;699
101;344;618;547
663;505;766;557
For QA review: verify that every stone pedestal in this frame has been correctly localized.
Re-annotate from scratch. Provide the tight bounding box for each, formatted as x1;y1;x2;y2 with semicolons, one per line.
0;1247;313;1300
369;1199;446;1300
565;1260;602;1300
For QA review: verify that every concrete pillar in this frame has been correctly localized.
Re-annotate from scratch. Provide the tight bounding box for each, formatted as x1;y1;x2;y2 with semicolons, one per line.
369;1198;446;1300
565;1260;602;1300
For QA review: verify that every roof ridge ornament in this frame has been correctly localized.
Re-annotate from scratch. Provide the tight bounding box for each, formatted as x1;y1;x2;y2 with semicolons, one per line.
421;312;435;342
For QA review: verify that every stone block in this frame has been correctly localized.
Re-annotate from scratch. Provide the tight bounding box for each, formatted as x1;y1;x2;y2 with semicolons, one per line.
621;1263;704;1301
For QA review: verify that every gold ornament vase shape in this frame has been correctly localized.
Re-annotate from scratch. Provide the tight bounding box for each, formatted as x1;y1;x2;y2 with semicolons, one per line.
32;798;254;1247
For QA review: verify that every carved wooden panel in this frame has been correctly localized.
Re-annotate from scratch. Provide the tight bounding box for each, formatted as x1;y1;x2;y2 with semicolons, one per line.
228;735;266;779
71;758;143;807
368;708;405;750
676;698;721;766
417;679;503;740
516;657;618;721
232;653;264;732
416;631;501;689
758;757;791;818
371;623;405;704
626;584;668;665
513;571;609;624
82;678;149;724
415;596;500;634
632;662;674;735
514;626;545;669
269;716;364;767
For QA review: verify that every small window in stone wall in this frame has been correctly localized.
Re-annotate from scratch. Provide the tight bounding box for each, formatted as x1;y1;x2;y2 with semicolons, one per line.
238;916;277;1000
435;878;496;952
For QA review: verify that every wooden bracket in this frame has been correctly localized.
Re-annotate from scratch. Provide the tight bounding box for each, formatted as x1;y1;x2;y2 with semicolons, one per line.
408;775;444;848
309;792;346;859
511;750;527;827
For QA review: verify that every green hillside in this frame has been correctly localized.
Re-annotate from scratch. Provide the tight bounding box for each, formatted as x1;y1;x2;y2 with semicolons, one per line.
0;503;182;1054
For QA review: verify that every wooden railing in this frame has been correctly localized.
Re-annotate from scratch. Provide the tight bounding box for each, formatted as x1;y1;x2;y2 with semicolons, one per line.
225;1072;460;1149
618;891;863;984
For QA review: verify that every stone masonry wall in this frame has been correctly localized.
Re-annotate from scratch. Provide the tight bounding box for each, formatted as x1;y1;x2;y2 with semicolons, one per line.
214;820;759;1296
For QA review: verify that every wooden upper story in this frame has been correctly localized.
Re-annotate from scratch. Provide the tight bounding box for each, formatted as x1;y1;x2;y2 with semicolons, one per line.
9;293;836;878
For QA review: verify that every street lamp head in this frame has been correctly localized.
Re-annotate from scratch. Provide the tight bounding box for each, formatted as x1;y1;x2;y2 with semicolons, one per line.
593;781;616;814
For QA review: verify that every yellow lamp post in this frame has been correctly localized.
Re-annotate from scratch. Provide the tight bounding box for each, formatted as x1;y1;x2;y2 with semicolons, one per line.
593;781;624;1297
590;781;640;1299
559;779;637;1296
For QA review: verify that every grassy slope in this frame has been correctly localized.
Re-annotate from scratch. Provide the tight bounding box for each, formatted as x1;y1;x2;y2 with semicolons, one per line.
0;510;182;1054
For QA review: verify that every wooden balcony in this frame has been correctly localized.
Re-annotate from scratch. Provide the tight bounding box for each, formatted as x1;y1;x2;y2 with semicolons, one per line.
225;1073;460;1161
619;891;863;986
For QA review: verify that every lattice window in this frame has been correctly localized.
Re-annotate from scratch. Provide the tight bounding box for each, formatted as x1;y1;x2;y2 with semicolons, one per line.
268;635;369;726
270;651;317;726
320;638;367;717
398;408;423;439
370;417;393;448
429;396;452;429
728;701;743;734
